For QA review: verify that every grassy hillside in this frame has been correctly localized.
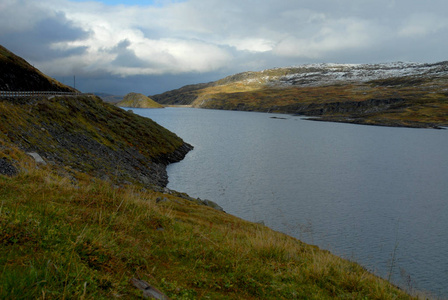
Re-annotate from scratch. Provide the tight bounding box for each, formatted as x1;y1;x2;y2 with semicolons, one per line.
152;63;448;129
0;45;420;299
0;45;77;92
117;92;164;108
0;150;417;299
0;95;191;187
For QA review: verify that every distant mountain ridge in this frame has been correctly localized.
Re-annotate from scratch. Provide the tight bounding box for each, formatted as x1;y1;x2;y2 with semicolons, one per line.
152;61;448;128
94;92;124;103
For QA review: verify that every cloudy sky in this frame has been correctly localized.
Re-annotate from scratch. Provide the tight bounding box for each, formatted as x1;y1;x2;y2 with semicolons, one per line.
1;0;447;95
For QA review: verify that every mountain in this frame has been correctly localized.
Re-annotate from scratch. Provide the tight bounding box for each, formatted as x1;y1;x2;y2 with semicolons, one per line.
0;45;77;92
152;62;448;128
0;46;414;299
93;92;124;103
0;95;191;187
117;92;164;108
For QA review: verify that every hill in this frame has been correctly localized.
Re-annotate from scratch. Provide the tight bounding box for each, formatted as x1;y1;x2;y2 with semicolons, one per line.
117;92;164;108
0;95;191;187
0;47;416;298
94;92;124;104
0;45;77;92
152;62;448;128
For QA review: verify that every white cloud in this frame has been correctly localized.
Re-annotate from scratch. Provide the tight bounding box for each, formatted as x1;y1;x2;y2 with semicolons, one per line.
398;13;448;38
2;0;448;94
273;18;375;58
20;0;233;76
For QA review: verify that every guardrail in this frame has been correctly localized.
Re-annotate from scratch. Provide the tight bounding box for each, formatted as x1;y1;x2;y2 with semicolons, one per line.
0;91;91;97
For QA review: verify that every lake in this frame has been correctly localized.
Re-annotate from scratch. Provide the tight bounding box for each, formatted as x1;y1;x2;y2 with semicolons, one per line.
134;107;448;298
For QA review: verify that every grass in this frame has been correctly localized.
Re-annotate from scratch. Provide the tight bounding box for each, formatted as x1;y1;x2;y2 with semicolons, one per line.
0;95;186;185
116;93;164;108
0;45;76;92
150;65;448;128
0;150;419;299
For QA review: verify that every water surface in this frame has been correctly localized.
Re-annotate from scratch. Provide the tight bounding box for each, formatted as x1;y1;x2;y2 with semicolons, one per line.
135;107;448;298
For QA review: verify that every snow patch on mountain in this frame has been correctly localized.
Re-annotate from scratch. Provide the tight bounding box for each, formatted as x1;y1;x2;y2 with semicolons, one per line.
260;61;448;87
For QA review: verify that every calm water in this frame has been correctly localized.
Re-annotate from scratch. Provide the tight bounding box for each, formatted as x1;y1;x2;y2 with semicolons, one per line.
134;107;448;298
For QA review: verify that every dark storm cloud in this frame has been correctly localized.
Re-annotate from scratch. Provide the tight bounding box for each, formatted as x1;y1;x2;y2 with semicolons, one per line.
1;0;448;95
1;8;89;62
110;40;148;68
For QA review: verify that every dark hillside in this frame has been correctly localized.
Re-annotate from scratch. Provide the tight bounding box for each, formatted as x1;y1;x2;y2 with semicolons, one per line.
151;81;214;105
0;45;76;92
0;95;192;187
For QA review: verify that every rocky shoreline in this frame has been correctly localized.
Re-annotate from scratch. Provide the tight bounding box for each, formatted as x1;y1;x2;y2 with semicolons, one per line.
305;116;446;129
0;95;193;188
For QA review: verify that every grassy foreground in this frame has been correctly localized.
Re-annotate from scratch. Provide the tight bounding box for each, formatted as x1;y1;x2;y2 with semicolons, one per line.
0;149;417;299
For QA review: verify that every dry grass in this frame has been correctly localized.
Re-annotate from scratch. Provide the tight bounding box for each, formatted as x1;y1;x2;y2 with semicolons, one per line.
0;147;419;299
188;77;448;128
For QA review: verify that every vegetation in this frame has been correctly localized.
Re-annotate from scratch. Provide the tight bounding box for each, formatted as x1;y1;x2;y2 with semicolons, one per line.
0;95;189;187
152;66;448;129
0;152;417;299
117;92;164;108
0;45;76;92
0;43;424;299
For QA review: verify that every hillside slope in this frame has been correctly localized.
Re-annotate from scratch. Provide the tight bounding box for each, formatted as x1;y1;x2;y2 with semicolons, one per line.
0;45;77;92
117;92;164;108
0;46;416;299
152;62;448;128
0;154;416;299
0;95;191;187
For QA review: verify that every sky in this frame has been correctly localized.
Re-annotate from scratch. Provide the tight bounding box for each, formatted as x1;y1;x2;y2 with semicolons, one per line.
1;0;447;95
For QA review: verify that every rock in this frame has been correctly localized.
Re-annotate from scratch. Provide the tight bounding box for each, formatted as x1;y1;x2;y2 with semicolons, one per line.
0;158;18;176
202;199;225;212
156;197;169;203
130;278;170;299
27;152;47;165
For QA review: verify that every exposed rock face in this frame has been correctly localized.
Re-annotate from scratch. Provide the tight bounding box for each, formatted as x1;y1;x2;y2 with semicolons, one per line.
151;61;448;129
273;98;408;115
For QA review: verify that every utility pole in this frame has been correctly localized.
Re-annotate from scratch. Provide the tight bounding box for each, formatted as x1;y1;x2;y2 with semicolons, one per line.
74;75;76;90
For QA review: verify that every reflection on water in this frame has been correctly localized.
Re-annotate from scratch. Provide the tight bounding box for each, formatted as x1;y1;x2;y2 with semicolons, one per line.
135;107;448;298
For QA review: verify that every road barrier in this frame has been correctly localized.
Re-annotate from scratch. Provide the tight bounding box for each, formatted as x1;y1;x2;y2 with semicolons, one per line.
0;91;90;97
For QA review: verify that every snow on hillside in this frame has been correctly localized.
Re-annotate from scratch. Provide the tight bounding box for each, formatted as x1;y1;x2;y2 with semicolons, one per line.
268;61;448;87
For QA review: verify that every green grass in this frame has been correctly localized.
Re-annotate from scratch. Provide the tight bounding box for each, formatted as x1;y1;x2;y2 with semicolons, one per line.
0;95;186;185
0;150;419;299
117;93;164;108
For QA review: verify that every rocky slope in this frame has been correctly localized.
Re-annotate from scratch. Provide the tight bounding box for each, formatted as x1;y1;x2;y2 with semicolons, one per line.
0;45;192;187
116;92;164;108
0;45;77;92
152;62;448;128
0;95;192;187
